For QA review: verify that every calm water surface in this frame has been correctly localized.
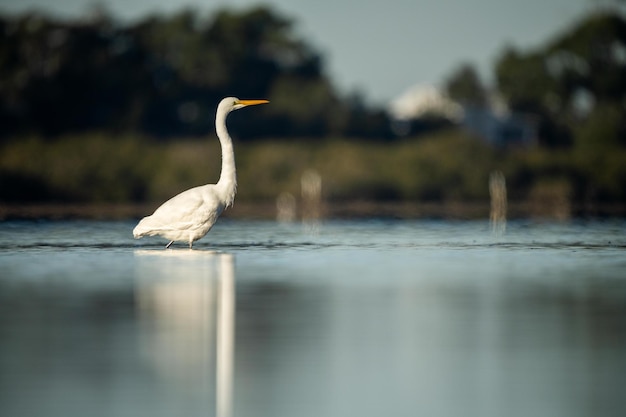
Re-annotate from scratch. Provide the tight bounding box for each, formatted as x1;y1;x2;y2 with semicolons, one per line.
0;219;625;417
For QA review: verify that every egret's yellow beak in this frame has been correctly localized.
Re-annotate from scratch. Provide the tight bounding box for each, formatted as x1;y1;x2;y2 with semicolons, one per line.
237;99;269;106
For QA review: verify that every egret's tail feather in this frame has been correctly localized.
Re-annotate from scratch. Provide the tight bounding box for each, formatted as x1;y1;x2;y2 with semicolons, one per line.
133;218;154;239
133;226;146;239
133;216;175;239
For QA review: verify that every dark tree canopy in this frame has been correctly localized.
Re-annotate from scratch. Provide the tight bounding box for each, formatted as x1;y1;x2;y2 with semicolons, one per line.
495;11;626;148
0;7;393;140
444;64;487;107
1;7;625;148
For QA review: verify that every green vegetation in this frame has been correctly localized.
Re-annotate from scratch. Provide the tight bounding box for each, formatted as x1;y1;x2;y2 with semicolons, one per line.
2;132;624;215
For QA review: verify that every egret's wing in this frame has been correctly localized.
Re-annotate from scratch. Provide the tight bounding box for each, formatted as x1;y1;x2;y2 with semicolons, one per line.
135;186;218;235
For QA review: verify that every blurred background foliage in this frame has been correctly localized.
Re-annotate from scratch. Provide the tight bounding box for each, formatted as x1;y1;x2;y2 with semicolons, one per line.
0;5;625;215
0;6;377;139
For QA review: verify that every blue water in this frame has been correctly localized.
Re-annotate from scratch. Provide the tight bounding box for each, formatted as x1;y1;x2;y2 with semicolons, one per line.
0;219;625;417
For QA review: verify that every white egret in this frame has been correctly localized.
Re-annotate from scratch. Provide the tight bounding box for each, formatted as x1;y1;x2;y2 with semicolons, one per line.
133;97;269;249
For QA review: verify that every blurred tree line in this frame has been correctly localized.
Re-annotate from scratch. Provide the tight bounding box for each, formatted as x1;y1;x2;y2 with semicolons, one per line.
0;6;392;141
441;9;626;207
1;6;625;147
0;6;624;210
445;9;626;151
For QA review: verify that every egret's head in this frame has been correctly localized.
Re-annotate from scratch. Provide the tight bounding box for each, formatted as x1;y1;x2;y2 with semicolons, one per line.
220;97;269;113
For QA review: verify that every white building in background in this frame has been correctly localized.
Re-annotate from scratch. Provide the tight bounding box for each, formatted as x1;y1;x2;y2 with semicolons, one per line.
388;84;537;147
388;85;463;122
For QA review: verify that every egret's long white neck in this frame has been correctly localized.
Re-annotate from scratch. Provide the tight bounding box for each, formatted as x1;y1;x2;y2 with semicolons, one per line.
215;106;237;206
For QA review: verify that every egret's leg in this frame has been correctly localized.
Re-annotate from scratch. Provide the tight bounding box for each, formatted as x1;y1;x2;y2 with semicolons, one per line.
165;241;174;249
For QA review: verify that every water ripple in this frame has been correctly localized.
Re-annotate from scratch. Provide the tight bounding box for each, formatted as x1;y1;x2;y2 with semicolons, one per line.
1;240;623;252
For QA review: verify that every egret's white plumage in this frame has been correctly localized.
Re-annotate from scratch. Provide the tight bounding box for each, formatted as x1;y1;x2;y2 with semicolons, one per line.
133;97;269;248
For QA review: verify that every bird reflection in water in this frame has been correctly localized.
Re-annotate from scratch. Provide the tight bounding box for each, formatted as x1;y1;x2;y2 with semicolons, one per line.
134;250;235;417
